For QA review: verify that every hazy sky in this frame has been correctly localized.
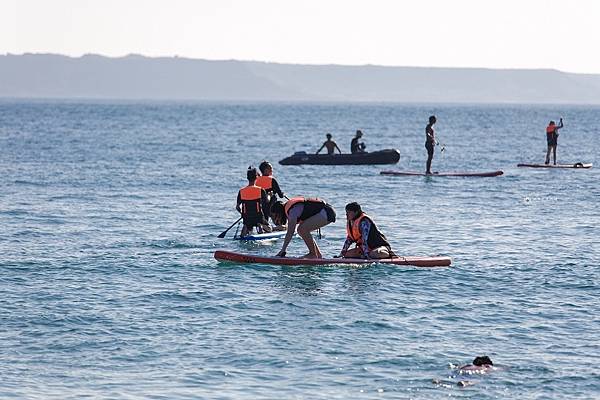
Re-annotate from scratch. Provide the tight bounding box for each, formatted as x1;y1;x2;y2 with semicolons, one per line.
2;0;599;73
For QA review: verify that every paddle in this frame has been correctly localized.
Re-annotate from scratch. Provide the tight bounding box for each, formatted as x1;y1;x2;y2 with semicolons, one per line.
218;216;243;238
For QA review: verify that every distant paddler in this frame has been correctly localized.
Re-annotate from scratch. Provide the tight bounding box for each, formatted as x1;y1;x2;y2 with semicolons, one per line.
545;117;563;165
316;133;342;155
271;197;336;259
338;202;394;259
350;130;366;154
236;166;271;237
425;115;438;174
255;161;285;227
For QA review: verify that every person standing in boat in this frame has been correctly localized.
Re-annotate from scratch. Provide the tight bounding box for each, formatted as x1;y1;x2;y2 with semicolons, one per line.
338;202;394;259
271;197;336;259
316;133;342;155
351;130;366;154
236;167;271;237
545;118;563;165
425;115;437;174
256;161;285;228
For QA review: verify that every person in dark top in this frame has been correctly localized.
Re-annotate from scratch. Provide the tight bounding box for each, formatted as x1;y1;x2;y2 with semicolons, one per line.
545;118;563;165
339;202;393;259
350;130;366;154
236;167;271;237
316;133;342;155
256;161;285;226
425;115;437;174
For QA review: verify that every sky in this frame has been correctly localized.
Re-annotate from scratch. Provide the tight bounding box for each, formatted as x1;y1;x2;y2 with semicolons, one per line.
2;0;600;74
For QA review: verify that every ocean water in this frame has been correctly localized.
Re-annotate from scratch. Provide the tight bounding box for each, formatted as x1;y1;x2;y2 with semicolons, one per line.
0;100;598;399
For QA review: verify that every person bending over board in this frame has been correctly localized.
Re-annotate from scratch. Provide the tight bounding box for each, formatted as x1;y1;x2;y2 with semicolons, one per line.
271;197;336;259
351;130;366;154
255;161;285;228
236;167;271;237
316;133;342;155
545;118;563;165
338;202;394;259
425;115;437;174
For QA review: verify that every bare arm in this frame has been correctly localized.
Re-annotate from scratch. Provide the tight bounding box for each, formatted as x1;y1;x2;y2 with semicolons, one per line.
235;191;242;214
335;143;342;154
316;143;325;154
277;216;297;256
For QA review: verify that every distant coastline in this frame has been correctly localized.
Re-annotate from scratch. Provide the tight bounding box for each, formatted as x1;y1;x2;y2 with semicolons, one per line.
2;53;600;104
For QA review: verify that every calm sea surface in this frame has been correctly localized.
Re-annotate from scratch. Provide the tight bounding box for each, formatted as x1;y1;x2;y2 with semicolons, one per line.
0;100;598;399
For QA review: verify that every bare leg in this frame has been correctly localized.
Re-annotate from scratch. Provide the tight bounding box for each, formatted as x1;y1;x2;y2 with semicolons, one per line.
545;146;551;164
368;246;391;259
297;212;328;258
241;225;250;237
552;145;557;165
343;247;362;258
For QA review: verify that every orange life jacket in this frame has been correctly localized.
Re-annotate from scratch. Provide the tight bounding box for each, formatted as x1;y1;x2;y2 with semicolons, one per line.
546;125;555;136
284;196;325;223
346;213;391;252
239;185;263;216
255;175;273;191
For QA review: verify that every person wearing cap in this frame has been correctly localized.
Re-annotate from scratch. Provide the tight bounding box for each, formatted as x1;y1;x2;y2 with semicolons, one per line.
350;130;366;154
545;118;563;165
236;167;271;237
316;133;342;155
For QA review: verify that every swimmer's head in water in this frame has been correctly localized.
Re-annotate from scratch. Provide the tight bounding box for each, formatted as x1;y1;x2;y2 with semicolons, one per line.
247;166;257;182
472;356;493;366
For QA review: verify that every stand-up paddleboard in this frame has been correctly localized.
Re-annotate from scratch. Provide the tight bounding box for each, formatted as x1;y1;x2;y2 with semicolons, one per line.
214;250;451;267
517;163;592;169
380;170;503;177
233;231;287;241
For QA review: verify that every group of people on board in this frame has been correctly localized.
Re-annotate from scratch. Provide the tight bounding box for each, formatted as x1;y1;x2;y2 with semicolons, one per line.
235;115;565;256
316;130;366;155
236;161;394;259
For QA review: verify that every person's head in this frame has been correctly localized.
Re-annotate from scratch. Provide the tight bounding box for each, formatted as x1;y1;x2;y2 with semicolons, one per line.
270;201;287;225
356;130;363;138
472;356;493;366
429;115;437;125
326;133;332;140
247;166;257;183
345;202;363;221
259;161;273;176
549;120;556;126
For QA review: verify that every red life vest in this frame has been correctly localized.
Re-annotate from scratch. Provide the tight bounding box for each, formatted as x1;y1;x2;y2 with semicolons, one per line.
255;175;273;191
546;125;555;136
346;213;391;252
284;196;325;223
239;185;263;216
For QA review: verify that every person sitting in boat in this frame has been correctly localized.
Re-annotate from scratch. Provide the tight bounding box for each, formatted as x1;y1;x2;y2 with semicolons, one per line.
316;133;342;155
236;166;272;237
255;161;285;228
338;202;394;259
271;197;336;259
545;118;563;165
351;130;366;154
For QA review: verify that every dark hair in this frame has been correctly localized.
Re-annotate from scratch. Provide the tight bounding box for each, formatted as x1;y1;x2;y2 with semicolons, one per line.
259;161;272;174
326;133;332;139
247;166;257;181
429;115;437;124
356;130;363;136
270;201;287;224
549;120;555;126
345;202;362;214
472;356;493;366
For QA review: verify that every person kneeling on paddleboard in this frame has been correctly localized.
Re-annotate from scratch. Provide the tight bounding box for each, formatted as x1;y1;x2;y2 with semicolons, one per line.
271;197;336;259
236;167;272;237
338;202;394;259
255;161;285;229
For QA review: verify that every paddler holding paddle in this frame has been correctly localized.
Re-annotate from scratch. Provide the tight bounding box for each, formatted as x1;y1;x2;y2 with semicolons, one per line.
545;118;563;165
236;167;272;237
271;197;336;259
338;202;394;259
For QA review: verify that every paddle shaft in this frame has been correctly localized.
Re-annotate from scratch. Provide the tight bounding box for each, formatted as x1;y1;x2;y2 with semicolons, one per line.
217;216;243;238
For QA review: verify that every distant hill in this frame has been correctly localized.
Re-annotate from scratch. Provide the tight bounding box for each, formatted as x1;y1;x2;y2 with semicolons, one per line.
2;53;600;103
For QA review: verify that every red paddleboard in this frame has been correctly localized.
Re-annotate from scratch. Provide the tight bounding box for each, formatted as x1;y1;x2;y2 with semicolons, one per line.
380;170;503;177
214;250;451;267
517;163;592;169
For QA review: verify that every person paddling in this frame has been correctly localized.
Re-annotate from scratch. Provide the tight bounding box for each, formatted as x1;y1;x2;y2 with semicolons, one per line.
350;130;366;154
425;115;437;174
316;133;342;155
338;202;394;259
255;161;285;226
271;197;336;259
236;167;271;237
545;118;563;165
